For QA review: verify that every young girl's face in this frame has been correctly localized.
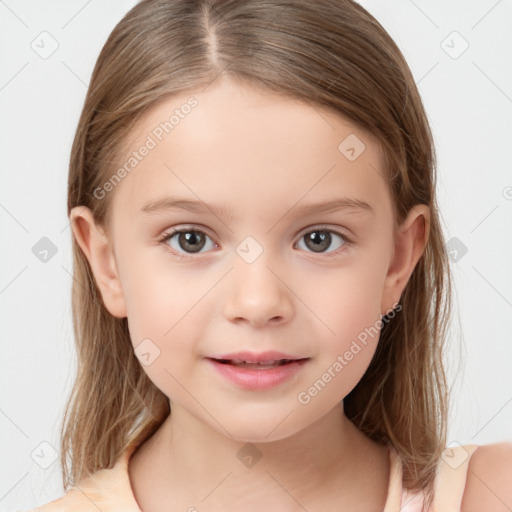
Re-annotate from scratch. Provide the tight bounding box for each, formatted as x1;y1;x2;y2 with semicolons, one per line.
77;78;426;441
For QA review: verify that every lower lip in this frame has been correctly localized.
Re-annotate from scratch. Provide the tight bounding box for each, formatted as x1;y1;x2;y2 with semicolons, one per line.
206;358;309;390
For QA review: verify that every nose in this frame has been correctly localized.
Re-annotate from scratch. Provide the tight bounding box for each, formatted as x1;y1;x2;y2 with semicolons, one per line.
223;250;294;327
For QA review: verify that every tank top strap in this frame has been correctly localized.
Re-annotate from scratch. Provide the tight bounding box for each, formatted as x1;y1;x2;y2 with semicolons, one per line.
432;443;479;512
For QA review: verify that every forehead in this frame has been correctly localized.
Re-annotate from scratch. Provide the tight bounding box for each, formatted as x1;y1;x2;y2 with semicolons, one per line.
109;78;390;225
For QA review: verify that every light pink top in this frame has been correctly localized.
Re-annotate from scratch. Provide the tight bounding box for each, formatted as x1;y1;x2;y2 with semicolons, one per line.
27;443;479;511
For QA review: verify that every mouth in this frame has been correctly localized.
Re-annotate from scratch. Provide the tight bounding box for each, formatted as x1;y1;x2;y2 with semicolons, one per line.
209;358;308;369
206;354;310;390
206;350;310;369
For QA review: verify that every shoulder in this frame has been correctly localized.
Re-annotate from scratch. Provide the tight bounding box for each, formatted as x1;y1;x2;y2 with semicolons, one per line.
461;441;512;512
20;495;67;512
20;445;141;512
20;489;88;512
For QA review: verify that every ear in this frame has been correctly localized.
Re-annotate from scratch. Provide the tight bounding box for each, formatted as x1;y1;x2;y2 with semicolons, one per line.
380;204;430;316
69;206;127;318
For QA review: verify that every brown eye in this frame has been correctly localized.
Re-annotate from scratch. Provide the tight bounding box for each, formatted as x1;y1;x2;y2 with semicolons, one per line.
297;228;347;255
160;229;215;255
176;231;206;253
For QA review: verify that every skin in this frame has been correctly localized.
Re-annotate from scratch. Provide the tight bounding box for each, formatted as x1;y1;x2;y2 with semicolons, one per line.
70;77;431;511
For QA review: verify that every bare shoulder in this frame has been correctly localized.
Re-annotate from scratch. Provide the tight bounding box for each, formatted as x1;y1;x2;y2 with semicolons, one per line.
21;495;66;512
21;487;92;512
461;441;512;512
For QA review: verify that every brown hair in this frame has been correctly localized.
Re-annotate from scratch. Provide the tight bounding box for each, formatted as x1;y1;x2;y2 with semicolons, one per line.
63;1;452;509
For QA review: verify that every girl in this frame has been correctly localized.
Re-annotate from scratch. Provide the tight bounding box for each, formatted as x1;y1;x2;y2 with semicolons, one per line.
26;1;512;511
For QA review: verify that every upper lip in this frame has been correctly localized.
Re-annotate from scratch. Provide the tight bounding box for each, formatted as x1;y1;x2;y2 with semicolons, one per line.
208;351;308;363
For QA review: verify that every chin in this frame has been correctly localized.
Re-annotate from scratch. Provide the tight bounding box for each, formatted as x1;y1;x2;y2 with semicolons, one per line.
208;409;310;444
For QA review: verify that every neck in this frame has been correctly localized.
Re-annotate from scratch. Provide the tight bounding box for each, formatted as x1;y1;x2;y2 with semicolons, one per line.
129;402;389;511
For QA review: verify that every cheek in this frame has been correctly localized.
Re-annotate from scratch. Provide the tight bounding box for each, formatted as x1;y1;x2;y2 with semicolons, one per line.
120;255;214;387
294;256;388;397
299;253;388;341
120;243;204;331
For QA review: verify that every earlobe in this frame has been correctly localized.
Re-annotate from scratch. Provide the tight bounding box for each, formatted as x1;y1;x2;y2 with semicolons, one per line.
69;206;127;318
380;204;430;316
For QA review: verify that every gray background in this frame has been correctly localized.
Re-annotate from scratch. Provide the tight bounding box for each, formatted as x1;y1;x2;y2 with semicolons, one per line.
1;0;511;510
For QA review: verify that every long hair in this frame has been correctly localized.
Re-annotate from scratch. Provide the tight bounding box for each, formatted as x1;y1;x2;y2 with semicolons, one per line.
62;1;452;509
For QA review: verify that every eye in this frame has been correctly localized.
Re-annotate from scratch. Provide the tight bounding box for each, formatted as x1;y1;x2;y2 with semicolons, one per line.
158;228;217;256
295;227;349;256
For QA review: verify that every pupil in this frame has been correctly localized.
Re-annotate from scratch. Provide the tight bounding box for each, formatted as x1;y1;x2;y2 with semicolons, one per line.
185;233;199;244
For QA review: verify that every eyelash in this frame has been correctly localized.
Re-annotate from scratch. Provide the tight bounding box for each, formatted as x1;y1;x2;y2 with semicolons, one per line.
157;225;353;260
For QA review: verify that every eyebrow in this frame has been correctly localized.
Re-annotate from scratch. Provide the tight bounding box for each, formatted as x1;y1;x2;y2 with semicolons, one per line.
140;195;374;220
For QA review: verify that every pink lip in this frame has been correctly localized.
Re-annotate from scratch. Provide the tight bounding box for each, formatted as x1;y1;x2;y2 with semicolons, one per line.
206;353;309;391
208;350;304;363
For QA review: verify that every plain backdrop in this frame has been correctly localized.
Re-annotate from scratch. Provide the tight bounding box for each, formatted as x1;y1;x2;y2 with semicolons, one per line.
1;1;511;510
